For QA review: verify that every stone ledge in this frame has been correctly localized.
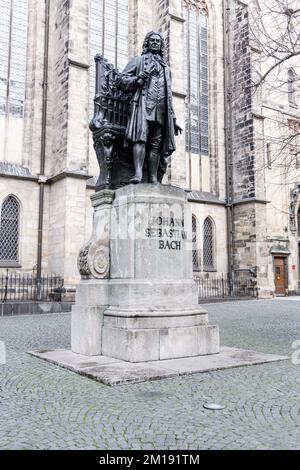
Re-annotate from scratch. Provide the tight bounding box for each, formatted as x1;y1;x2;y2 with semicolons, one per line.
104;312;208;328
47;170;92;184
186;190;225;205
0;302;73;316
231;198;271;206
0;162;38;181
28;347;288;386
68;58;90;70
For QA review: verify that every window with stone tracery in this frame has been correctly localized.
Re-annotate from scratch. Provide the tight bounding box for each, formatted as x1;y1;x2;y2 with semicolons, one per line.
184;0;209;157
288;69;298;107
203;216;215;271
0;196;20;264
0;0;28;118
89;0;129;116
192;214;200;270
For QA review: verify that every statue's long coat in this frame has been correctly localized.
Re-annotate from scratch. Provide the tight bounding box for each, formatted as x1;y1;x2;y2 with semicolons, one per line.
117;54;176;157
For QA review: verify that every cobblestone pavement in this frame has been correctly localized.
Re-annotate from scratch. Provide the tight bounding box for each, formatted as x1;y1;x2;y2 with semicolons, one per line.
0;299;299;450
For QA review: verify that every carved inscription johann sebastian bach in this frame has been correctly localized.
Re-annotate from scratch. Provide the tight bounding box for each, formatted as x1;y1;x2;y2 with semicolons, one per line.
145;215;187;250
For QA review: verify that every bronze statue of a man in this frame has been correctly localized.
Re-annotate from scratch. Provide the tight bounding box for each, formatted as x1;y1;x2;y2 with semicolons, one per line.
116;31;181;184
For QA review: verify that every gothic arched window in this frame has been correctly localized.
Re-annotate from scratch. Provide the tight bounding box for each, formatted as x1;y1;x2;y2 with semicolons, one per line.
89;0;129;116
203;216;215;271
0;0;28;118
0;196;20;264
192;214;200;270
184;0;209;157
288;69;297;107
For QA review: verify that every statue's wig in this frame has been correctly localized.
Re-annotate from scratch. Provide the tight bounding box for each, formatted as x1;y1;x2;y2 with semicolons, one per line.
142;31;165;57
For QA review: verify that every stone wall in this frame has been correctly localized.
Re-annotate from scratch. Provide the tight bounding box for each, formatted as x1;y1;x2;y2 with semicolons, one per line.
228;0;271;295
0;178;40;272
190;201;228;275
228;0;300;295
231;0;255;201
2;0;299;295
48;176;88;285
47;0;70;175
206;0;227;200
0;0;229;287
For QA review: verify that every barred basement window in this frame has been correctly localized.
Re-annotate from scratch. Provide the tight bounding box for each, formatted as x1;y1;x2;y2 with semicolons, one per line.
192;214;199;270
89;0;129;116
0;196;20;263
203;216;214;270
184;0;209;157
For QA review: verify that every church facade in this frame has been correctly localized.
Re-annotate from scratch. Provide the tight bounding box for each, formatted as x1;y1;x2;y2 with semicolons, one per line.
0;0;299;297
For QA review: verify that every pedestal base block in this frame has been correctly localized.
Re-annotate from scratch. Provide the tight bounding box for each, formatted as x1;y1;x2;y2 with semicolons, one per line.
102;321;219;362
71;185;220;363
71;305;105;356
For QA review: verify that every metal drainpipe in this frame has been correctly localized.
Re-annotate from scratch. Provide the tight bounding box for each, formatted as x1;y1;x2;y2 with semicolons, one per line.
36;0;50;299
223;0;234;281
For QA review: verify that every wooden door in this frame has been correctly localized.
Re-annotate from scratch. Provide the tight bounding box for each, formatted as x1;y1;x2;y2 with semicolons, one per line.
274;257;286;296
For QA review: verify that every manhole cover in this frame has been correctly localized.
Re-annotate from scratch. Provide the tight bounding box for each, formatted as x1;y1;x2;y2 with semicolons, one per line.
203;403;226;410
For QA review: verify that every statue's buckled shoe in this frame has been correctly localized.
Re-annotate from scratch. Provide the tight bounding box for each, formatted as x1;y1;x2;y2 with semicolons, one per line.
130;174;142;184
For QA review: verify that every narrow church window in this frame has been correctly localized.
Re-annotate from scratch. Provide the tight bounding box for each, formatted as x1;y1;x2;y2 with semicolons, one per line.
203;216;215;271
288;69;297;107
266;142;272;169
288;119;300;169
0;196;20;264
0;0;28;118
192;214;200;270
89;0;129;116
184;0;209;156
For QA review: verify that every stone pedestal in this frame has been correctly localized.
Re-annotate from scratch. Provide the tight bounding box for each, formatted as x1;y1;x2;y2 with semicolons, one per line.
72;184;219;362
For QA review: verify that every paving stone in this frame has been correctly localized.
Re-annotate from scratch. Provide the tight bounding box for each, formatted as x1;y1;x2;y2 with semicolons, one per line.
30;346;287;385
0;300;300;449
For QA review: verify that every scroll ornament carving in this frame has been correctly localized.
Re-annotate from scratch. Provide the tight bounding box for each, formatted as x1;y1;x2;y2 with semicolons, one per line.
78;240;109;279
